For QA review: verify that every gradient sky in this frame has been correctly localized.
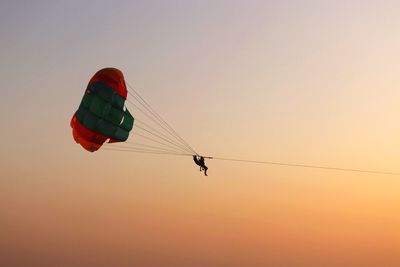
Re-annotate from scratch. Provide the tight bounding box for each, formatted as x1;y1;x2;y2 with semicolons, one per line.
1;1;400;266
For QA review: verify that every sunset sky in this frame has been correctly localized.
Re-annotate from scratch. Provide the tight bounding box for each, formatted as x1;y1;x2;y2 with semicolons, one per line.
1;1;400;266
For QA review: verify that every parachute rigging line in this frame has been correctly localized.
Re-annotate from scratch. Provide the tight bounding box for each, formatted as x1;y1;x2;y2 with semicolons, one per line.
127;84;196;154
104;146;189;155
106;142;189;155
134;125;192;153
127;82;198;155
126;94;196;155
123;141;188;154
102;147;191;156
135;119;188;151
133;132;192;154
124;98;193;154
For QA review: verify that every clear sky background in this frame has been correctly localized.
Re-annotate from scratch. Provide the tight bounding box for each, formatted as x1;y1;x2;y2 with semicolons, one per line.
1;1;400;266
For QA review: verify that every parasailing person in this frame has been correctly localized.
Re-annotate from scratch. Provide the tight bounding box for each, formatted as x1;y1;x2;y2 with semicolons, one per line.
193;155;208;176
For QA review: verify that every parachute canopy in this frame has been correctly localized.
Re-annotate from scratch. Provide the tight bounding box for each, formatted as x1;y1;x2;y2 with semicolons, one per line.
71;68;134;152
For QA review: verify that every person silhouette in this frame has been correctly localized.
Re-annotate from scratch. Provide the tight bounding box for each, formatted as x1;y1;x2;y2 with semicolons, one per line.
193;155;208;176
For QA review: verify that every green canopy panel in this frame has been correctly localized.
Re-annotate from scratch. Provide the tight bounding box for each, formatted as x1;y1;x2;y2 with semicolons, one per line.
75;84;134;142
